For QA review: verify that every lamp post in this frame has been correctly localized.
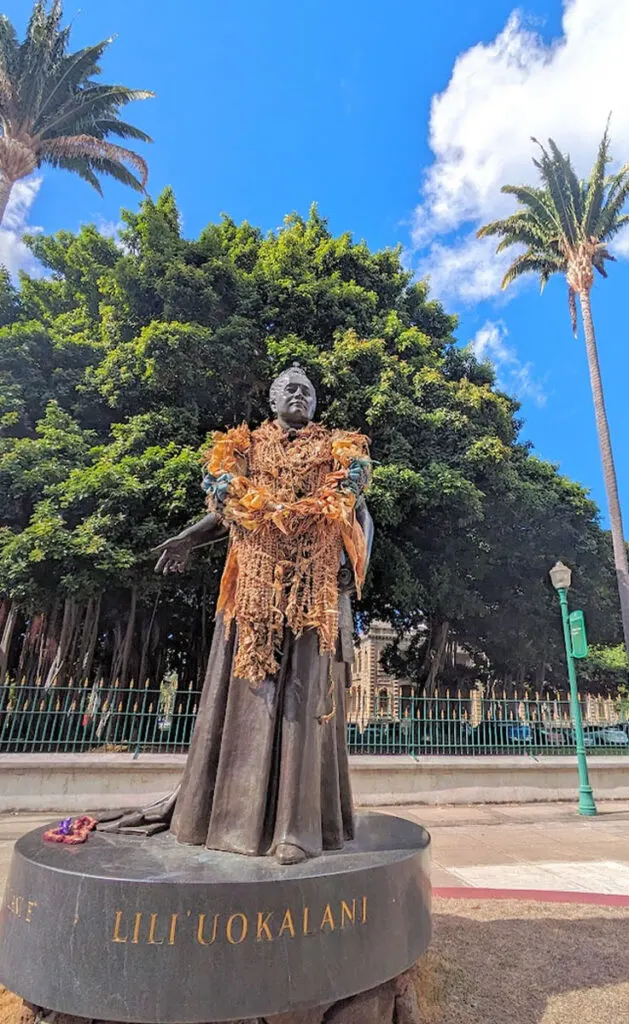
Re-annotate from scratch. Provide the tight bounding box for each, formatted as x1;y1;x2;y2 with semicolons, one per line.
549;561;597;816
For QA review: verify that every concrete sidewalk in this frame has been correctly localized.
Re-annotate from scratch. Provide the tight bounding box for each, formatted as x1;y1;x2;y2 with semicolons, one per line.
2;802;629;897
380;800;629;895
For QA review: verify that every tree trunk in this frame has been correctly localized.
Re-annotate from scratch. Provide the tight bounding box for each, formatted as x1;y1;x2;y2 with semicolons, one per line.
44;599;78;689
81;594;102;682
35;609;52;681
109;621;124;684
138;592;160;688
579;289;629;659
0;601;18;683
16;614;37;680
0;176;14;227
39;600;60;681
424;619;450;697
119;587;138;685
535;660;547;690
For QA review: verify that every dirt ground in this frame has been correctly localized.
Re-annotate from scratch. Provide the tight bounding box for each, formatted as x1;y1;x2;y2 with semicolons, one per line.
2;895;629;1024
416;896;629;1024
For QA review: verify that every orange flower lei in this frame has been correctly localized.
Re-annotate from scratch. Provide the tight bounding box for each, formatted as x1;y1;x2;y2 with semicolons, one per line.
203;421;371;682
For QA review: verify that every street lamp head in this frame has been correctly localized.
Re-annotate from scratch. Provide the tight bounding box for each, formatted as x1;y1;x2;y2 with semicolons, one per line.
549;560;572;591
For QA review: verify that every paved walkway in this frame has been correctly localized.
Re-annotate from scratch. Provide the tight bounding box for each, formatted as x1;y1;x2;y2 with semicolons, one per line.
379;801;629;896
2;802;629;897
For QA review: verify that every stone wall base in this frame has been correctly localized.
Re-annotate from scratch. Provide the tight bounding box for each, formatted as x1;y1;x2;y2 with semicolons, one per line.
21;972;422;1024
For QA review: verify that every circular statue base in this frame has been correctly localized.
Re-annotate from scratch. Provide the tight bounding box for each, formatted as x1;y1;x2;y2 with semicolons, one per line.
0;813;431;1023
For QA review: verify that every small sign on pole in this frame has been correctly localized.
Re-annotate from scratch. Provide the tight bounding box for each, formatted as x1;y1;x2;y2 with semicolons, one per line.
569;610;588;659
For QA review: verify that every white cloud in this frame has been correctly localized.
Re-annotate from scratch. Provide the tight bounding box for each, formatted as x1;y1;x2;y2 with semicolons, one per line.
95;218;123;240
417;233;511;304
611;225;629;258
92;217;132;253
0;176;43;278
414;0;629;304
470;320;547;406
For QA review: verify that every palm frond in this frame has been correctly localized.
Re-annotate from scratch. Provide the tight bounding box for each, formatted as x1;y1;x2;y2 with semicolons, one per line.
39;86;154;138
16;1;67;126
0;25;16;121
0;14;18;58
495;229;546;253
582;117;611;238
67;153;145;192
595;170;629;241
532;137;578;247
50;152;103;195
597;212;629;242
88;118;152;143
501;251;563;291
33;38;112;130
602;164;629;207
500;184;558;229
39;133;149;186
492;215;557;254
476;217;508;239
0;15;19;99
548;138;583;224
592;245;615;278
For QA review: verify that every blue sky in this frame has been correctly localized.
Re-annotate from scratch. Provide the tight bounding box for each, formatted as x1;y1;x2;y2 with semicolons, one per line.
3;0;628;531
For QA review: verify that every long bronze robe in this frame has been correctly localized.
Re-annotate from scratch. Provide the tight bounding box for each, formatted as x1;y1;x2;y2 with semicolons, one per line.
170;594;355;856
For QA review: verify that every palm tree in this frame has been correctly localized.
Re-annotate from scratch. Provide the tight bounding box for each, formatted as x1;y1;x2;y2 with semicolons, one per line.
0;0;153;226
478;124;629;660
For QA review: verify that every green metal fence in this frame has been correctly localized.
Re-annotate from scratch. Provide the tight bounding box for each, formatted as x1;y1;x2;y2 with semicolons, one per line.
1;678;628;755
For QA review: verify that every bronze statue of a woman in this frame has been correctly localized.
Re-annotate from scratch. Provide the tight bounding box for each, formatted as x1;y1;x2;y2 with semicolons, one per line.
99;364;373;864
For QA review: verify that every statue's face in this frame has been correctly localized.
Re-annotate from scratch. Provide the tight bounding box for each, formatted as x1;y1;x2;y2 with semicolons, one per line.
271;372;317;427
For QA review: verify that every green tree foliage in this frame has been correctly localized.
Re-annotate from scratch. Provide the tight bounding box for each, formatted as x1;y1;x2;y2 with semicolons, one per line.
579;644;628;695
0;194;622;693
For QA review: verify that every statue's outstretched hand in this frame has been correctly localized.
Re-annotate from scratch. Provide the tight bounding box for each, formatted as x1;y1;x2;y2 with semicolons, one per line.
152;535;193;575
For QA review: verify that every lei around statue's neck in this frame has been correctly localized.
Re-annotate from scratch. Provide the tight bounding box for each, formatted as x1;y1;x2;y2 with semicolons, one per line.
272;417;316;436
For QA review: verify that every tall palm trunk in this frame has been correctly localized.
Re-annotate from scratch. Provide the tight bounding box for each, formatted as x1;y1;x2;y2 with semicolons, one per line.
579;289;629;658
0;176;14;227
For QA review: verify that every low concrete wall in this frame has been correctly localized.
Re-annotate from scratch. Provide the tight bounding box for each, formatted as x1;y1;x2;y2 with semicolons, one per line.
351;755;629;806
1;753;628;812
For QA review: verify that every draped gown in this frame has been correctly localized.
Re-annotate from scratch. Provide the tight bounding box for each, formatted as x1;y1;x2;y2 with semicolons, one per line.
170;593;356;857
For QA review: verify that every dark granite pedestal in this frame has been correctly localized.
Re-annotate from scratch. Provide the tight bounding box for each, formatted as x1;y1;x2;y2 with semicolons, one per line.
0;813;431;1024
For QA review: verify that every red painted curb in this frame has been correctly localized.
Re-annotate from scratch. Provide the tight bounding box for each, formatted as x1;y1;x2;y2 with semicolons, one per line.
433;885;629;907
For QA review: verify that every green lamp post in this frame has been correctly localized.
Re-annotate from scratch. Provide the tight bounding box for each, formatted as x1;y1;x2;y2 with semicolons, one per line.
549;560;597;816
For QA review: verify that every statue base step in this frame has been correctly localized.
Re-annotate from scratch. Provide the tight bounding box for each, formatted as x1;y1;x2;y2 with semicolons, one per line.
0;813;431;1023
18;968;424;1024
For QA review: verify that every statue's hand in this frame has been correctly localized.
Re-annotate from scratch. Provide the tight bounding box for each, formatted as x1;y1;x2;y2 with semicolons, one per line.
152;535;193;575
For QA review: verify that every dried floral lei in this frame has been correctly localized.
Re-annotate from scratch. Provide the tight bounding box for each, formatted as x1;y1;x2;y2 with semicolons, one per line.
44;815;97;844
202;420;371;683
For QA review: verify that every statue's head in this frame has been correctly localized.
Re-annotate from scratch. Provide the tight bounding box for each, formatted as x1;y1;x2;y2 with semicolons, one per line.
269;362;317;428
